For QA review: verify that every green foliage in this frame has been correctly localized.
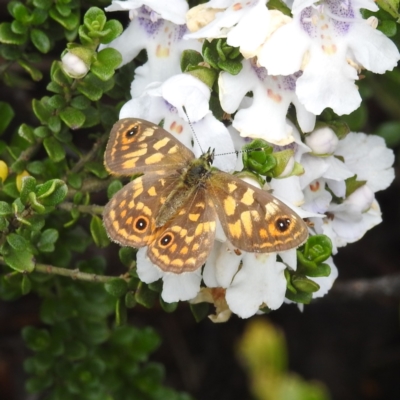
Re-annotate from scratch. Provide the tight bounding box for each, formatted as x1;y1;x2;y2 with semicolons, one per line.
238;319;330;400
285;235;333;304
0;5;192;400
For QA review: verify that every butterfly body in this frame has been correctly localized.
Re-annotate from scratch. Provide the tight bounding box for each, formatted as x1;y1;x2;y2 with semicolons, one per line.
103;118;309;274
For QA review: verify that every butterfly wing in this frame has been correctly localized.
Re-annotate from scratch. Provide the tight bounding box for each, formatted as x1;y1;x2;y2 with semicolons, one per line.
104;118;195;176
147;188;217;273
207;171;309;252
103;173;182;248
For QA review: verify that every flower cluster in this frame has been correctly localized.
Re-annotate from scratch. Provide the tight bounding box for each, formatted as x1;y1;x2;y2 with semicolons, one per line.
101;0;398;321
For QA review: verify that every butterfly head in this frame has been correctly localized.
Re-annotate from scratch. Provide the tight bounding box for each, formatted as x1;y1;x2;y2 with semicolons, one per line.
201;148;215;166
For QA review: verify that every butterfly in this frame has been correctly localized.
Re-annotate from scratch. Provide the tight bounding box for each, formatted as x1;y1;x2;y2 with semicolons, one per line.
103;118;309;274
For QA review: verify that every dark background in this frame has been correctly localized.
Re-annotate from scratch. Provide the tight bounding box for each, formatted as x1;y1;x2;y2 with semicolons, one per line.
1;2;400;399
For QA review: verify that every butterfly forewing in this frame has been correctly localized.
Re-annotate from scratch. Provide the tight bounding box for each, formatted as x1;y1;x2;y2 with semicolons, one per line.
103;172;182;248
207;171;309;253
104;118;194;176
104;118;309;274
147;188;217;273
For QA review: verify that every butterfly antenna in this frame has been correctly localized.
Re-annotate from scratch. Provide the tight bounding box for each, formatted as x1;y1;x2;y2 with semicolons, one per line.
214;146;268;158
182;106;204;154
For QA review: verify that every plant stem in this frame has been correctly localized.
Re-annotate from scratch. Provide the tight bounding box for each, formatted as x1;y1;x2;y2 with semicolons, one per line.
58;202;104;214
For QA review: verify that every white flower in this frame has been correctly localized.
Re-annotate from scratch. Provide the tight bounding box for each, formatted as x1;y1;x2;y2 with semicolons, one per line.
136;248;202;302
219;59;316;145
258;0;400;115
101;0;201;97
186;0;289;59
119;73;237;171
301;131;395;251
335;132;395;192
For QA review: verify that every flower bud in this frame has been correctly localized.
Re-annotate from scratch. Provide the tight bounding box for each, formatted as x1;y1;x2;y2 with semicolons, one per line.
16;170;30;192
0;160;9;182
305;127;339;155
61;51;90;79
344;185;374;213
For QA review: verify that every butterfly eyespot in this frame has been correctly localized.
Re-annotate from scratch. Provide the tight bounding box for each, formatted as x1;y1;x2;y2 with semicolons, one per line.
275;217;291;232
134;216;149;232
159;233;174;247
126;125;139;138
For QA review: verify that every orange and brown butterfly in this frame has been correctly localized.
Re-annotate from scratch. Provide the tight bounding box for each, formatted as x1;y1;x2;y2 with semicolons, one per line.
103;118;309;274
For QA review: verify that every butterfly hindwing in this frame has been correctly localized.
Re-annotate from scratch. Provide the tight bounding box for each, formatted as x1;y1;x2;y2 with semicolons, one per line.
104;118;194;176
147;188;217;273
103;173;182;248
207;171;309;253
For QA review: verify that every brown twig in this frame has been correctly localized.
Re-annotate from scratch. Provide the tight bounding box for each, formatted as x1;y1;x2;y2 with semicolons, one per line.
0;256;130;283
329;273;400;300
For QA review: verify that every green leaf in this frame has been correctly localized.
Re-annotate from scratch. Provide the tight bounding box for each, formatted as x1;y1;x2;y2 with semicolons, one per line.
91;48;122;81
65;341;87;361
70;95;90;110
0;201;12;216
345;175;367;197
3;182;20;198
378;19;397;37
32;99;52;124
21;274;31;295
47;94;66;109
59;107;86;129
37;228;59;252
18;123;35;143
0;22;28;45
33;126;51;139
90;215;110;247
36;179;68;205
43;137;65;162
17;59;43;81
83;7;107;32
27;160;45;175
101;19;123;44
135;282;158;308
7;233;29;250
33;0;52;10
285;289;313;304
67;172;82;189
186;66;218;90
377;0;400;19
22;326;51;351
125;291;137;308
107;180;122;199
48;116;61;133
376;121;400;148
0;216;8;231
49;7;79;30
119;247;137;267
291;275;320;293
26;375;53;393
4;248;35;272
76;74;104;101
218;59;243;75
20;175;37;204
85;161;108;178
30;29;51;53
31;7;48;25
299;235;333;266
160;297;178;313
190;302;210;322
181;50;204;72
0;102;15;135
